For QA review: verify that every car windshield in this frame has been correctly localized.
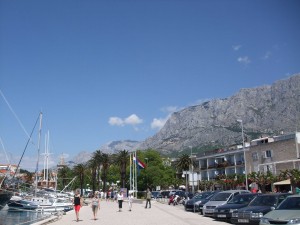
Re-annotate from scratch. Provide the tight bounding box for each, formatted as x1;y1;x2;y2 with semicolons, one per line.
193;192;211;200
249;195;277;206
211;192;232;201
277;197;300;210
152;192;160;197
228;194;256;204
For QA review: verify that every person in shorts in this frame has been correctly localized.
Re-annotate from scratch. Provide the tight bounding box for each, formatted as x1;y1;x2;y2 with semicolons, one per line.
73;189;82;222
91;192;100;220
117;191;124;212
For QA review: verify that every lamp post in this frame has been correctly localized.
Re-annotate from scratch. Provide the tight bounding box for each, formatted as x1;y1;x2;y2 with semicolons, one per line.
189;146;195;194
237;119;248;191
145;158;148;188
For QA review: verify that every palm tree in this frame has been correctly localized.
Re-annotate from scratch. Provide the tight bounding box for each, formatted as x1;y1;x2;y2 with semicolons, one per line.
87;158;98;193
57;166;71;190
114;150;129;188
101;153;110;192
176;154;194;191
176;154;192;172
73;163;86;196
92;150;103;190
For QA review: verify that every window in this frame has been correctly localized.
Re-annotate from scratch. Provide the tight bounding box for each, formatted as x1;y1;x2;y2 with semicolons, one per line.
252;152;258;161
263;150;272;158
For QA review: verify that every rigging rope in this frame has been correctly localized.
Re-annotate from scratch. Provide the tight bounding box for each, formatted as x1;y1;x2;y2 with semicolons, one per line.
0;89;32;140
11;113;41;181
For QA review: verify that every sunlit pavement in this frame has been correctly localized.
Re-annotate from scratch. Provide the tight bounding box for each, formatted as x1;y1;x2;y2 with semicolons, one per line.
34;199;226;225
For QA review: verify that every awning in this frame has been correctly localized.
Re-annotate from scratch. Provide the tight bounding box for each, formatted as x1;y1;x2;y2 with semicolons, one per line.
273;179;291;185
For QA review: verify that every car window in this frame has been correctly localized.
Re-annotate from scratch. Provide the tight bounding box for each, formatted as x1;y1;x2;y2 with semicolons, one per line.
249;195;276;206
228;194;256;204
278;195;287;204
277;197;300;210
211;192;232;201
194;192;211;200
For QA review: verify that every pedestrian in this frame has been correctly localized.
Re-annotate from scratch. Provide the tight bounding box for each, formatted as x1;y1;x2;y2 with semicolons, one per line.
128;192;134;211
145;188;151;208
73;189;82;222
91;192;100;220
117;191;124;212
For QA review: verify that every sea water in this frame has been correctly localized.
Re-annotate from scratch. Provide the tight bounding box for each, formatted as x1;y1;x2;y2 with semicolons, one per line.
0;206;50;225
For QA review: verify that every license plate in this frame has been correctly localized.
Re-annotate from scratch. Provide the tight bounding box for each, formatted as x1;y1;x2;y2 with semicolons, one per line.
206;209;214;213
217;215;226;218
238;219;249;223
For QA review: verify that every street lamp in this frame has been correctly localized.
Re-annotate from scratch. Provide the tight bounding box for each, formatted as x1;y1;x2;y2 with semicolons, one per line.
145;158;148;188
237;119;248;191
189;146;195;194
181;172;188;192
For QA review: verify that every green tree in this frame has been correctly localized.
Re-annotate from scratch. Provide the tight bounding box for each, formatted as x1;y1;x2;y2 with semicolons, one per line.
114;150;129;188
87;158;98;193
248;171;275;193
73;163;86;195
176;154;191;172
92;150;103;190
57;166;72;191
279;169;300;194
101;153;111;192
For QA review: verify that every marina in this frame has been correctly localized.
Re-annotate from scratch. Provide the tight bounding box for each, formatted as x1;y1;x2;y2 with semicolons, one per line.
0;205;52;225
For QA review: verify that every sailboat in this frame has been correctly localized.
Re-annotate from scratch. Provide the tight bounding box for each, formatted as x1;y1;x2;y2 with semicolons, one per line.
0;188;13;210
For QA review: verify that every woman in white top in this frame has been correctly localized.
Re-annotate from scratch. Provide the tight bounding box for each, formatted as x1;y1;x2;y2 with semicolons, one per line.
117;191;124;212
128;193;134;211
91;192;100;220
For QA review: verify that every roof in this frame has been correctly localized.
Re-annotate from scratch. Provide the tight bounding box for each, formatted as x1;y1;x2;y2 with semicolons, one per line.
273;179;291;185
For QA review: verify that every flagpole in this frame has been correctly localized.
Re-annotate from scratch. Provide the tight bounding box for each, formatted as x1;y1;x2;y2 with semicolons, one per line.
135;151;138;198
129;153;132;192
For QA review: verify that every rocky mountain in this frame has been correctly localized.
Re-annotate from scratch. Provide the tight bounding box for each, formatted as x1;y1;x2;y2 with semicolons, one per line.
138;74;300;154
100;140;140;154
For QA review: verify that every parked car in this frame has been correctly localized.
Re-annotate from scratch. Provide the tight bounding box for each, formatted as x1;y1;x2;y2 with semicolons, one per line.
151;191;162;199
203;190;251;217
160;191;170;198
213;193;259;221
260;194;300;225
231;193;291;225
185;191;214;212
198;191;221;215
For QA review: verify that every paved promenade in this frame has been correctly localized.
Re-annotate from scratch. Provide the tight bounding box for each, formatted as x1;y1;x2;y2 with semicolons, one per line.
34;199;225;225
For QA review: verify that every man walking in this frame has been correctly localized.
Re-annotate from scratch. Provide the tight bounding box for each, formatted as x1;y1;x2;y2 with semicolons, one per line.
145;188;151;209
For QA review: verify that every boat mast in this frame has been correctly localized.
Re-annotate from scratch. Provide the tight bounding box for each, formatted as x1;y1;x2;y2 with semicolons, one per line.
35;112;43;195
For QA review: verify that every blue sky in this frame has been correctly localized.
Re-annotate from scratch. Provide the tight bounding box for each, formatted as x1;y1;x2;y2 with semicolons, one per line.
0;0;299;170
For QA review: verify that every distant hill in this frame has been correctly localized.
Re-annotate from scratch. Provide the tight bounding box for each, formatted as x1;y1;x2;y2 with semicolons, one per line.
71;74;300;161
138;74;300;155
100;140;140;154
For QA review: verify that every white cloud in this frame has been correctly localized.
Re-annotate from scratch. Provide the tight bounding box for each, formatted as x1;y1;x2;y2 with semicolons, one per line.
151;106;179;130
108;117;124;126
237;56;251;65
161;106;180;113
108;114;143;127
262;51;271;60
124;114;143;125
233;45;242;51
151;118;168;130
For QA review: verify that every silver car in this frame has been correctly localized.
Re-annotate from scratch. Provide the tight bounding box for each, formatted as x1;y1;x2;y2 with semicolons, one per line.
260;195;300;225
203;190;250;217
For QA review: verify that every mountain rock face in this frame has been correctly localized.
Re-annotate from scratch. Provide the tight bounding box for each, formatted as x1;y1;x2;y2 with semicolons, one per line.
138;74;300;154
100;140;140;154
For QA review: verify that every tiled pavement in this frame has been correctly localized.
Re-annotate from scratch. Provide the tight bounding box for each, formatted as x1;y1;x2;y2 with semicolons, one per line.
33;199;226;225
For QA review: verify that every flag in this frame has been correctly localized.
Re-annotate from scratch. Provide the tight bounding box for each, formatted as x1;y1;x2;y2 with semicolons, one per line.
133;156;146;169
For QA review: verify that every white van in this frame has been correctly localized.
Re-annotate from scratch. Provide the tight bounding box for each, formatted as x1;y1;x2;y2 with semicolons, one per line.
202;190;250;217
